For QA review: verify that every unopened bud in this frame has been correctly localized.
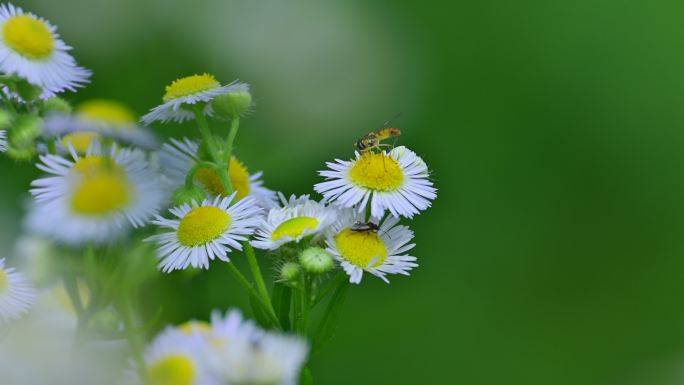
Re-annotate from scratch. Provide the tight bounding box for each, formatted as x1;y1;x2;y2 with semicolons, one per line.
10;114;42;147
211;87;252;119
42;97;72;115
299;247;334;274
280;262;301;283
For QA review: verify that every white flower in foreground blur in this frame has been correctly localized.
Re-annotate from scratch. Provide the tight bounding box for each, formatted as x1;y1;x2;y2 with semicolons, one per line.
251;194;335;250
146;194;261;272
315;146;437;219
0;3;90;98
133;328;216;385
0;257;36;323
208;310;309;385
141;73;248;124
43;99;158;150
326;209;417;284
26;145;164;245
0;129;6;151
158;137;278;208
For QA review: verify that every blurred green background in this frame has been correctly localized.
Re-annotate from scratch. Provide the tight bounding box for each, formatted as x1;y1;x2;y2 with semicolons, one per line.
3;0;684;384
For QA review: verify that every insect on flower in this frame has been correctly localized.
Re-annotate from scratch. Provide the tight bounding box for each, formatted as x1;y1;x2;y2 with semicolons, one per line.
350;220;380;232
354;113;403;153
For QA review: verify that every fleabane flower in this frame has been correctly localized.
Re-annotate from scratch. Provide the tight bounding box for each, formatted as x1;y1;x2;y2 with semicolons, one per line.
158;137;278;209
0;257;36;323
146;194;262;273
0;129;6;151
326;209;417;284
251;194;335;250
207;310;309;385
315;146;437;219
131;327;217;385
26;145;164;245
0;3;90;98
43;99;158;150
141;73;248;124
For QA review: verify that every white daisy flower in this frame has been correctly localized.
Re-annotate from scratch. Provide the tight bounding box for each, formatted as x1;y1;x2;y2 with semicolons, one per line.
0;257;36;323
251;194;335;250
141;73;248;124
25;144;164;245
0;129;6;151
42;99;158;150
158;137;278;209
207;310;309;385
326;209;417;284
146;194;262;273
131;327;217;385
314;145;437;219
0;3;90;98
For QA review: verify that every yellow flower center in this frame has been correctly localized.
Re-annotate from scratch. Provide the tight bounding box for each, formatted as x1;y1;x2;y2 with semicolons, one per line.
70;156;131;215
0;269;7;292
179;321;211;335
76;99;137;126
349;152;404;191
60;132;100;153
195;157;251;200
334;228;387;268
177;206;231;247
272;216;319;241
71;173;131;216
163;74;220;102
148;355;196;385
3;15;55;59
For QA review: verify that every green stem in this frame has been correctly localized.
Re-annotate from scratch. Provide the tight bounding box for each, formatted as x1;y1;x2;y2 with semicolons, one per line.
226;262;281;328
223;116;240;164
244;242;272;309
119;298;149;385
311;271;345;308
193;106;233;195
299;274;311;335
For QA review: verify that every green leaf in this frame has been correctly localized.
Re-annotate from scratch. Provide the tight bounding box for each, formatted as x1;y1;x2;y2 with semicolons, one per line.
312;278;350;354
272;282;292;331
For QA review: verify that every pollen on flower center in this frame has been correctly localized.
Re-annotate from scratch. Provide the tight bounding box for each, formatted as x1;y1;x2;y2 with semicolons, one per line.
77;99;137;126
72;156;122;177
177;206;231;247
71;172;131;215
334;228;387;268
349;152;404;191
148;355;196;385
60;132;100;153
3;15;55;59
163;74;220;102
272;216;319;241
195;157;251;200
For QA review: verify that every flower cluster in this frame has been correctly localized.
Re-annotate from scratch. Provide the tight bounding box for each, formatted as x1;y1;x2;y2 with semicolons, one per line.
0;3;437;384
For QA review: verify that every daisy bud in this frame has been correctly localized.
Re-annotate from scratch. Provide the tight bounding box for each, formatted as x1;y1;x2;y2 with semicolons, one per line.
41;96;72;115
211;89;252;119
280;262;301;283
9;115;42;147
171;185;208;206
93;308;121;335
299;247;334;275
6;145;36;161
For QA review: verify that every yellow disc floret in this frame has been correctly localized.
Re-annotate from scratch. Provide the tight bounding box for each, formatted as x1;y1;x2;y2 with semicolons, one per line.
0;269;7;291
272;216;319;241
163;74;220;102
77;99;137;126
60;132;101;153
349;152;404;191
72;156;120;177
195;157;251;200
148;355;196;385
334;228;388;268
179;321;211;335
177;206;231;247
71;173;131;215
3;15;54;59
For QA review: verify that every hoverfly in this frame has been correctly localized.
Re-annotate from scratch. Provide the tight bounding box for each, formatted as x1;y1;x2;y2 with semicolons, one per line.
354;113;402;153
